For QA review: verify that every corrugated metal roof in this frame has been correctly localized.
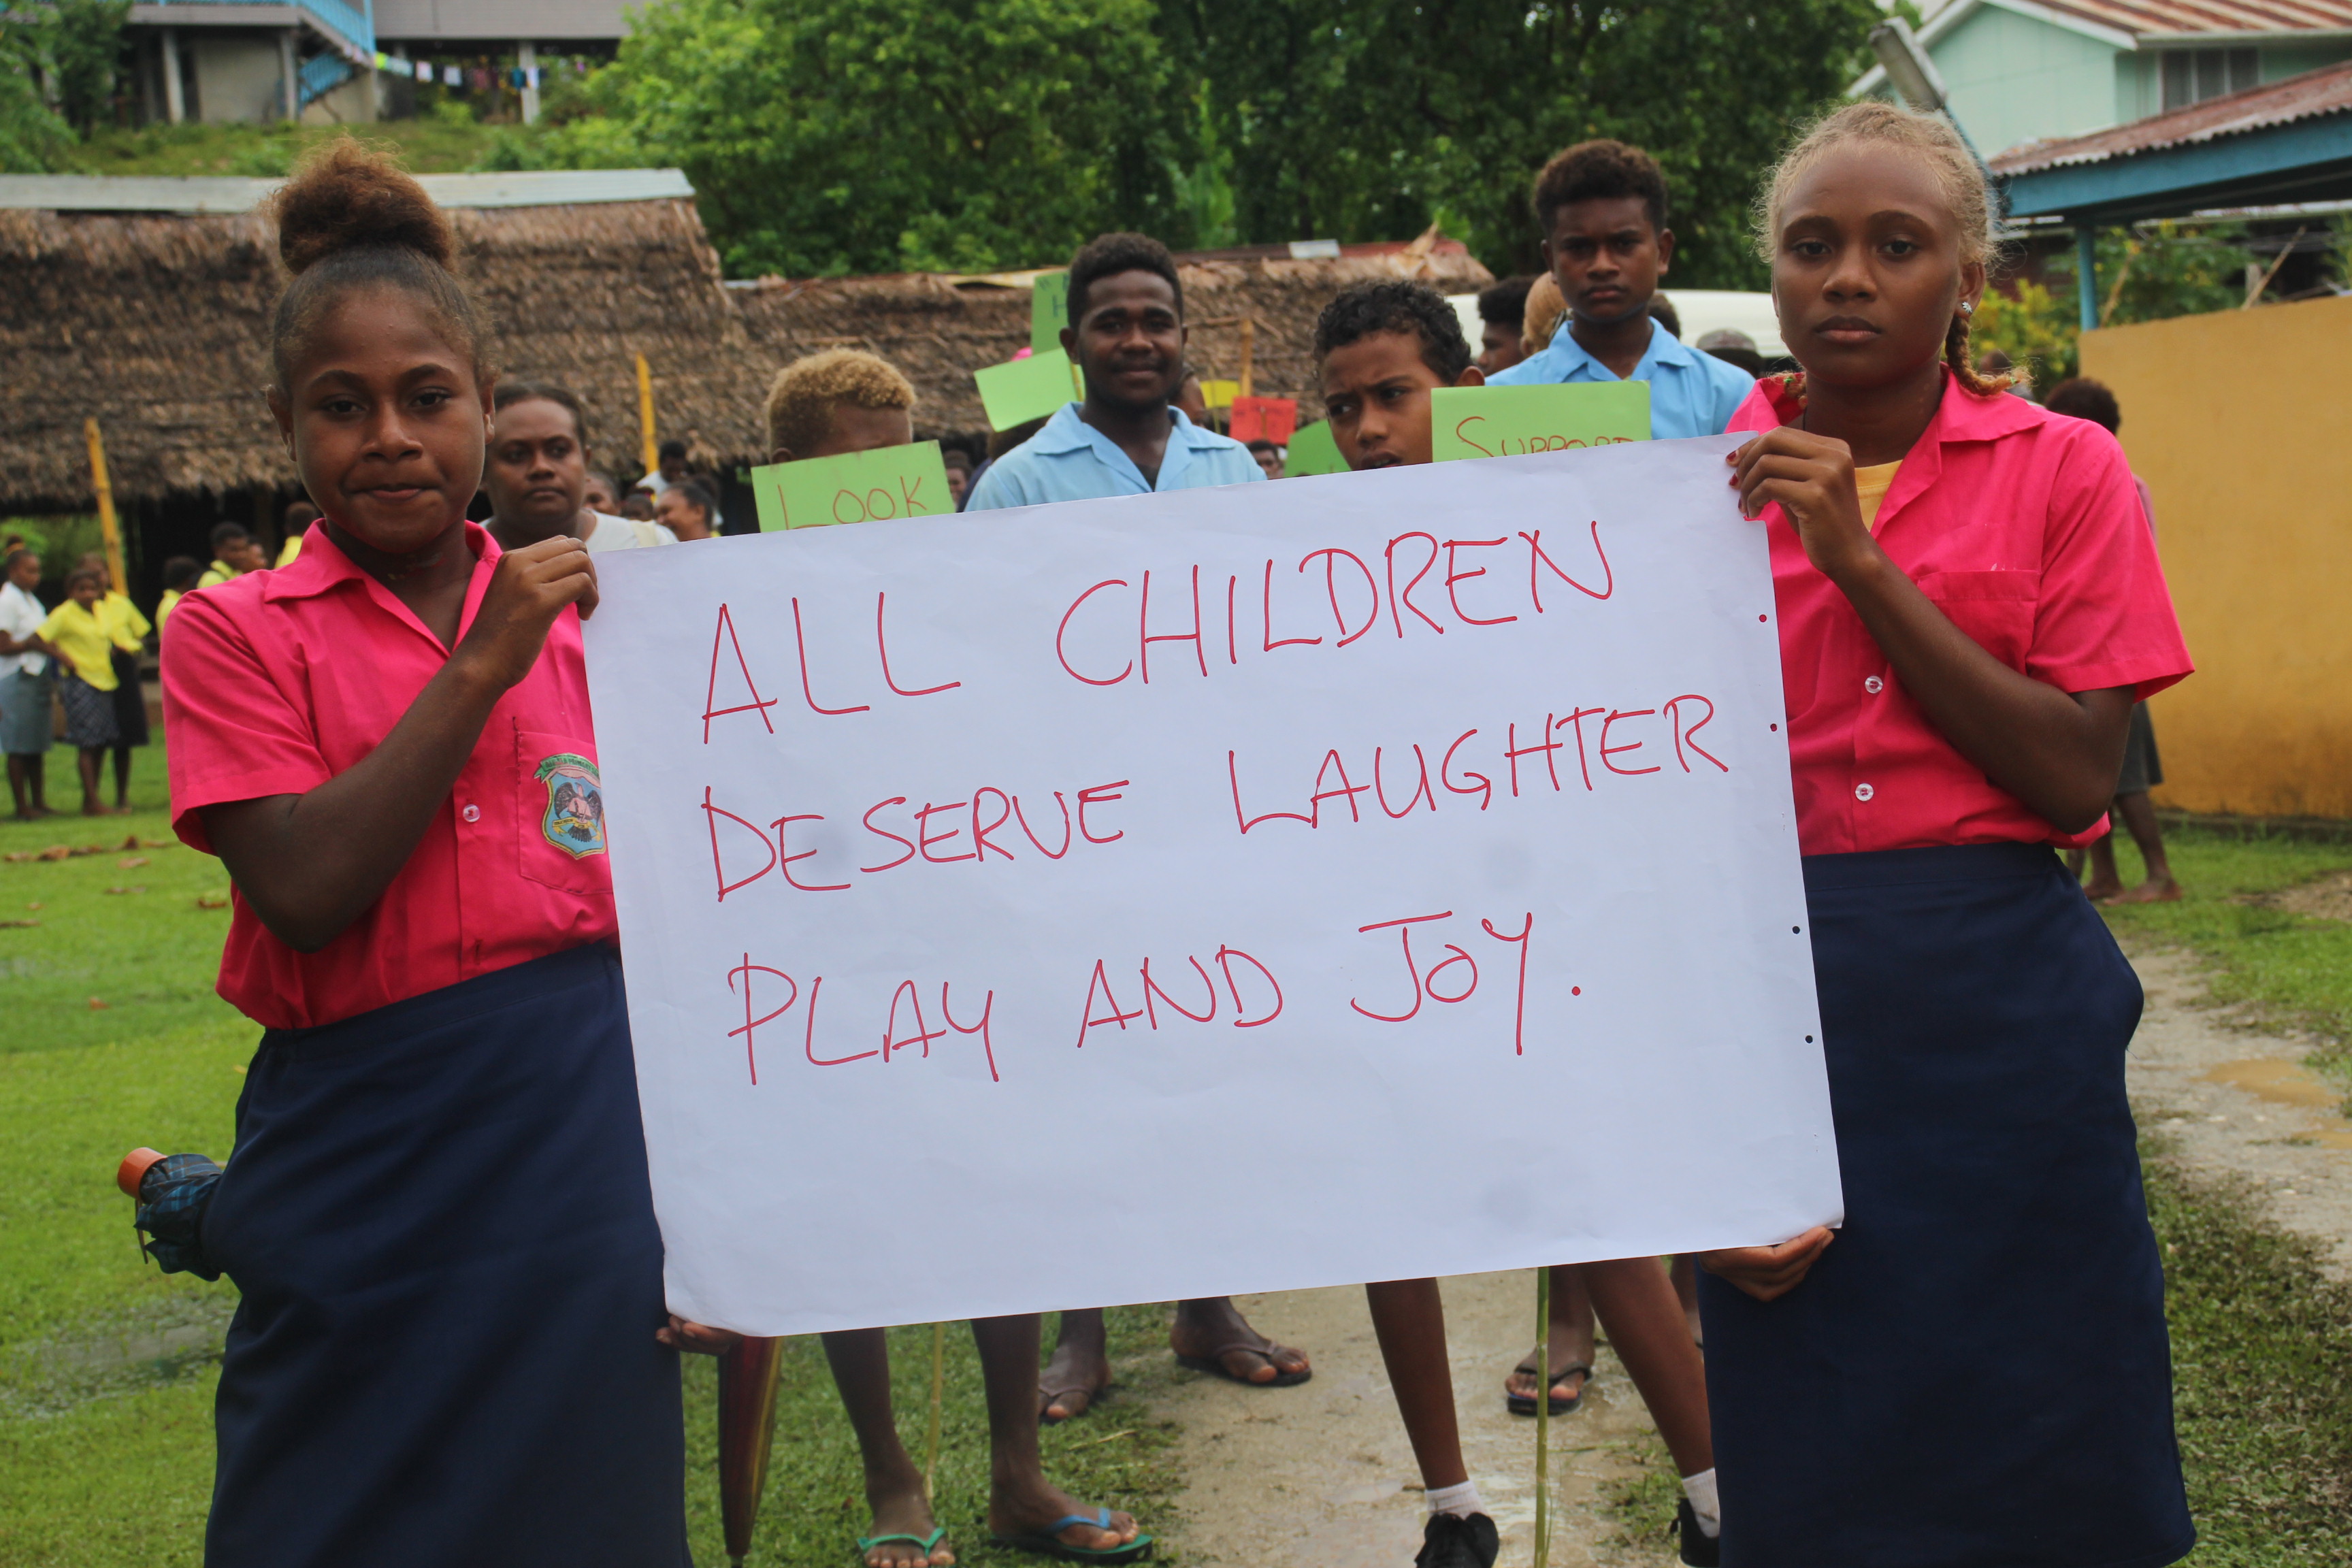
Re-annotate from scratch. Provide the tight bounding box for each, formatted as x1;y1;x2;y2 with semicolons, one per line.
0;168;694;213
370;0;629;40
1918;0;2352;37
2031;0;2352;36
1991;56;2352;171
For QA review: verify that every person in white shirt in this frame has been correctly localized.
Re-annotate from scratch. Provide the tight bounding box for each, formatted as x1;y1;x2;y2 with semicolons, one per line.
0;546;56;817
484;383;679;556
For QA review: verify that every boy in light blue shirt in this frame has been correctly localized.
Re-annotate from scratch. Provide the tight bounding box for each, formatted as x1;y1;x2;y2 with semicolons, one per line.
967;230;1307;1437
966;232;1264;510
1487;140;1755;440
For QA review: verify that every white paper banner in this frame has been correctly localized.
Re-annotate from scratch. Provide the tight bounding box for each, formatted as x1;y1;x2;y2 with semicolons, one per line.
586;437;1842;1337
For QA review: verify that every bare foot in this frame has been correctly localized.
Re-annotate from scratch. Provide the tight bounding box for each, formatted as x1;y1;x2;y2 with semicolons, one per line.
2112;876;2183;904
2080;876;2125;902
1169;1296;1310;1385
860;1482;953;1568
1040;1311;1113;1423
990;1476;1140;1556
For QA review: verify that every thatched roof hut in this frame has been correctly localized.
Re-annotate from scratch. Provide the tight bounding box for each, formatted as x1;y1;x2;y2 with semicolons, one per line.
734;234;1495;439
0;170;766;512
0;170;1490;523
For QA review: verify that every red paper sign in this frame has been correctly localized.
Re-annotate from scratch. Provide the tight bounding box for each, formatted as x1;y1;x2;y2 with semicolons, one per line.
1229;396;1298;445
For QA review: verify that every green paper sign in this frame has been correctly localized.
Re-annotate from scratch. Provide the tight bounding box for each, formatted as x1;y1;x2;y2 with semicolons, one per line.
1282;419;1349;477
975;348;1078;431
1031;272;1071;353
1430;381;1651;462
749;441;956;532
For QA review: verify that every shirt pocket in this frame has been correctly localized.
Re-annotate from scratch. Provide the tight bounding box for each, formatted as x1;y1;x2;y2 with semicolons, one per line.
514;724;612;898
1914;568;2041;669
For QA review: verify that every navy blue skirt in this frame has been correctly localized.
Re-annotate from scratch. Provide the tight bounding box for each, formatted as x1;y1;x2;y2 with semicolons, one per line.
203;945;687;1567
1699;844;2193;1568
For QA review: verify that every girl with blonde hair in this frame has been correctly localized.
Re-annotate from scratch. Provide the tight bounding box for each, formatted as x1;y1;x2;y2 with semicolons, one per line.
1697;102;2195;1567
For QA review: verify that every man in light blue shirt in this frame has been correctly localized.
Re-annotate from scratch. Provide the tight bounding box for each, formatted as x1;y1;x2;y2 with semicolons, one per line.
965;232;1306;1430
966;232;1264;510
1487;139;1756;440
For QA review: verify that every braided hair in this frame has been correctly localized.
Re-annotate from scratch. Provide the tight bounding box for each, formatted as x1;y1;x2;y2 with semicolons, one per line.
1754;101;2016;399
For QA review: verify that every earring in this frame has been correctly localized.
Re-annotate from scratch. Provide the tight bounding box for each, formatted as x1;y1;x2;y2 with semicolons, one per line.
1959;301;1975;317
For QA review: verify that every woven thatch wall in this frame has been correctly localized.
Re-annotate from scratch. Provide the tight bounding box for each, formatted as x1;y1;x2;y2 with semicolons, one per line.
0;200;1490;512
734;248;1498;440
0;197;770;512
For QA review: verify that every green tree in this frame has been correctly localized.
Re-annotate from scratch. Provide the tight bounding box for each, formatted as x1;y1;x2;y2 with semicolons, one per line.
1981;222;2285;385
37;0;131;133
544;0;1190;277
1156;0;1883;286
0;5;84;168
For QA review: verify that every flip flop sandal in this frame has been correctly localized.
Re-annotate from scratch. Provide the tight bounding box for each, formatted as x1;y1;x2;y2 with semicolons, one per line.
1039;1379;1113;1426
990;1509;1154;1563
1173;1343;1313;1388
855;1526;947;1565
1505;1359;1591;1417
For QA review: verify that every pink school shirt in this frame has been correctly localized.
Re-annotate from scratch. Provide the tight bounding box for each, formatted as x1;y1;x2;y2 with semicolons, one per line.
1729;372;2192;856
163;522;615;1030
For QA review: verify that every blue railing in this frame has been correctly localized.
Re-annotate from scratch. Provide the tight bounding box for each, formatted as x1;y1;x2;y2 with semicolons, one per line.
145;0;376;59
297;52;355;105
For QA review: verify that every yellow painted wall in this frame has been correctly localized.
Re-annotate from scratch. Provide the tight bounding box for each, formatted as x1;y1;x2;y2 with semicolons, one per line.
2082;295;2352;818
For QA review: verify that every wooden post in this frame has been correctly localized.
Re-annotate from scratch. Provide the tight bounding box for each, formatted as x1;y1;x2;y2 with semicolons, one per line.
84;419;127;595
1533;1266;1552;1568
1238;318;1256;399
636;353;659;479
924;1322;947;1499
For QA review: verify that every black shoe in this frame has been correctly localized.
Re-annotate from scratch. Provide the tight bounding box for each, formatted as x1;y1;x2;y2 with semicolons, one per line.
1676;1497;1721;1567
1415;1511;1499;1568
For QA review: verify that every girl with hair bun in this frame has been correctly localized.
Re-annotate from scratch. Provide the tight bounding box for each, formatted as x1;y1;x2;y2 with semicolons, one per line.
1697;102;2195;1567
161;140;728;1567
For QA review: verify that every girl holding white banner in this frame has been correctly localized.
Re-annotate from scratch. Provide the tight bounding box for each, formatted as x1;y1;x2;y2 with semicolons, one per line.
159;143;732;1567
1706;103;2195;1568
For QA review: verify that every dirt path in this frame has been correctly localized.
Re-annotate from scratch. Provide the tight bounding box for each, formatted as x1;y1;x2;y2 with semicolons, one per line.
1162;1269;1676;1567
1157;949;2352;1565
2123;947;2352;1278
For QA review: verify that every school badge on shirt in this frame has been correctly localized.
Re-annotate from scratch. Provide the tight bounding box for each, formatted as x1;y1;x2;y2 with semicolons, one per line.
534;753;607;859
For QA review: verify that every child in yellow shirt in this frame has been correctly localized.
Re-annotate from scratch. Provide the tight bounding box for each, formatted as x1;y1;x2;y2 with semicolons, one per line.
79;553;152;810
33;568;128;815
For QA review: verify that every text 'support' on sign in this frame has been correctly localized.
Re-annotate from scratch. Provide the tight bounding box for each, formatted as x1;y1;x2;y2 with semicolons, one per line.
584;436;1842;1337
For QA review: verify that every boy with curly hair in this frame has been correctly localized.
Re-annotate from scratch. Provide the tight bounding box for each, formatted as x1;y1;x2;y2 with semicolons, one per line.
766;348;920;463
1488;139;1753;441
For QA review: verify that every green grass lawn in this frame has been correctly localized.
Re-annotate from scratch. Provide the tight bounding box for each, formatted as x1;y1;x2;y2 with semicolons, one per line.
61;118;543;179
2097;827;2352;1083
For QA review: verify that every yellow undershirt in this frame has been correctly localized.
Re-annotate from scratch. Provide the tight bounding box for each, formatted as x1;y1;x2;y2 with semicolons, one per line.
1854;460;1903;532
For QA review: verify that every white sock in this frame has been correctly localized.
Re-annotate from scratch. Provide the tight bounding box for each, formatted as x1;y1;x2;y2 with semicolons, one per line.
1425;1480;1486;1520
1681;1468;1721;1538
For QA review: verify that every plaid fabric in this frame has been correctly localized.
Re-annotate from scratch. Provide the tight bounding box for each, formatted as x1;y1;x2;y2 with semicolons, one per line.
56;670;119;748
133;1152;225;1280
